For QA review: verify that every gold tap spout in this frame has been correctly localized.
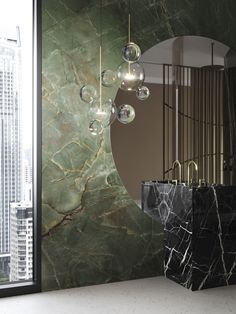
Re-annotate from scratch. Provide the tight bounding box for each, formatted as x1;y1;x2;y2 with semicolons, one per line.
172;159;182;183
187;160;198;185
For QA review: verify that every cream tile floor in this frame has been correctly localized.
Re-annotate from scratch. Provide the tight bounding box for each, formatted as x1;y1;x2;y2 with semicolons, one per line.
0;277;236;314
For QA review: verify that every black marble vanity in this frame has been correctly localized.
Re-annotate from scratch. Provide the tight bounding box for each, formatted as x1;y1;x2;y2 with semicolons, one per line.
142;181;236;290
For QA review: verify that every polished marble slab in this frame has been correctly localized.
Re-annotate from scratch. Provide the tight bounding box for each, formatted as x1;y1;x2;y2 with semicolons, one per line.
42;0;236;292
142;182;236;290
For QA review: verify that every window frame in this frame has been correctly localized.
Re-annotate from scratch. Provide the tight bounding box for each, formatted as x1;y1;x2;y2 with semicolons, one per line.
0;0;41;298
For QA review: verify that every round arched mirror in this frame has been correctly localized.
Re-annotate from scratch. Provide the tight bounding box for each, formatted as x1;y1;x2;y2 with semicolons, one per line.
111;36;236;208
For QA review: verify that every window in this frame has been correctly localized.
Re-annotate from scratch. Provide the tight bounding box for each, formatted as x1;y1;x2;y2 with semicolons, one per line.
0;0;41;297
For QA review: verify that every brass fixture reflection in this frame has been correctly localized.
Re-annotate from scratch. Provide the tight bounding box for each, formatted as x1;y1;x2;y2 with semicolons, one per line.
187;161;198;185
198;178;206;187
172;160;182;183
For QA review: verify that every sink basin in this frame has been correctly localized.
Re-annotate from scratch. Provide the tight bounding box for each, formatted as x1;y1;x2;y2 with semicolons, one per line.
142;181;236;290
142;181;192;225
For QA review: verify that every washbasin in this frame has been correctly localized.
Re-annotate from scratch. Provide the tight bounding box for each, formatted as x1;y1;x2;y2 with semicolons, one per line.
142;181;236;290
142;181;192;224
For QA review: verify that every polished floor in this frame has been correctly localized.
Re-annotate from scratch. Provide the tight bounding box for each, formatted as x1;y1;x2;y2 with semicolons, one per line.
1;277;236;314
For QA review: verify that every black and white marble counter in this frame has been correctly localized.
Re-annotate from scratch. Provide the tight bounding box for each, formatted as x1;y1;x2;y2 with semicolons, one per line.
142;181;236;290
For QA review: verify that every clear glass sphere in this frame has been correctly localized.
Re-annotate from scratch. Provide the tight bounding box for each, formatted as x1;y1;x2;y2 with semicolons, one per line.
136;85;150;100
110;102;118;125
117;104;135;124
89;99;100;118
89;98;115;126
96;101;113;124
117;62;145;91
89;119;103;136
101;70;117;87
80;85;97;103
122;42;141;63
104;102;117;127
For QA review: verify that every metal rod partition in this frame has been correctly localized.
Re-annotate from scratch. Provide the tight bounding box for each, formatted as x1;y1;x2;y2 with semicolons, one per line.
162;64;224;184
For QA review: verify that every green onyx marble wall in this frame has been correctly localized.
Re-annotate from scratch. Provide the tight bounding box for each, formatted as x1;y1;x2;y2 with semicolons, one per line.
42;0;236;291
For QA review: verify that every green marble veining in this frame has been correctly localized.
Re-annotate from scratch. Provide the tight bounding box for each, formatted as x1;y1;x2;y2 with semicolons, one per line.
42;0;236;291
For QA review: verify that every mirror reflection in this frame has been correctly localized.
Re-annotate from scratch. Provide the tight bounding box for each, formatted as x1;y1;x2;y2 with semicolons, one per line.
111;36;236;207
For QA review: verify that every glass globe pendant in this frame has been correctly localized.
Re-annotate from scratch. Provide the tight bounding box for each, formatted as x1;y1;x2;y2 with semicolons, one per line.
89;119;103;136
117;104;135;124
89;99;100;118
88;44;117;128
87;3;118;135
103;102;117;127
136;85;150;100
101;69;117;87
80;85;97;104
96;100;117;127
117;62;145;91
109;102;118;126
89;98;115;125
97;98;113;124
122;42;141;63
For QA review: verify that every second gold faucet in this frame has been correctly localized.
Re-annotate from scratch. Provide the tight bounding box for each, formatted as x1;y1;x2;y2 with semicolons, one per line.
187;160;198;185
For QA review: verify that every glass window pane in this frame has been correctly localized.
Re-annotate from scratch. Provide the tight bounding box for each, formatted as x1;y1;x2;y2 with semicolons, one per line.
0;0;34;286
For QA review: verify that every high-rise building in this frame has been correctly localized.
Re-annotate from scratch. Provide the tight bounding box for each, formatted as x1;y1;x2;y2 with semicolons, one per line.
23;150;32;203
0;28;22;277
9;202;33;282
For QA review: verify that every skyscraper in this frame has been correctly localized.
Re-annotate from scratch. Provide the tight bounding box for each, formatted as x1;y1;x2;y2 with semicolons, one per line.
9;202;32;282
0;28;22;278
23;149;32;203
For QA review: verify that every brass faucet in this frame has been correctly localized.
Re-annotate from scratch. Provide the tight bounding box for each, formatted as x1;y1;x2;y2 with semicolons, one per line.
187;160;198;185
172;159;182;183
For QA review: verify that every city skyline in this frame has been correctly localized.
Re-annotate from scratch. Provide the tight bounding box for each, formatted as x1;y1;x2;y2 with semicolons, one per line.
0;0;33;284
0;0;32;150
0;34;22;258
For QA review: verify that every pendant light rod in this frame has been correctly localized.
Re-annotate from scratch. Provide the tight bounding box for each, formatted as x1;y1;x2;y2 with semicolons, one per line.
99;46;102;110
128;14;131;43
128;0;131;74
128;0;131;43
99;0;103;110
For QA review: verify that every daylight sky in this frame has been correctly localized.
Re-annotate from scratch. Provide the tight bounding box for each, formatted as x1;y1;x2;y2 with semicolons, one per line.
0;0;33;149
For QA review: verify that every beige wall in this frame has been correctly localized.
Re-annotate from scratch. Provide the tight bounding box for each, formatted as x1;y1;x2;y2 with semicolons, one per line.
111;83;163;201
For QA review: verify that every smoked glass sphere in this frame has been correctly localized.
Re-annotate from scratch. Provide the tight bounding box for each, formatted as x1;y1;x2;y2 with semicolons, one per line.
122;42;141;63
80;85;97;103
101;70;117;87
136;85;150;100
89;119;103;136
117;104;135;124
117;62;145;91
